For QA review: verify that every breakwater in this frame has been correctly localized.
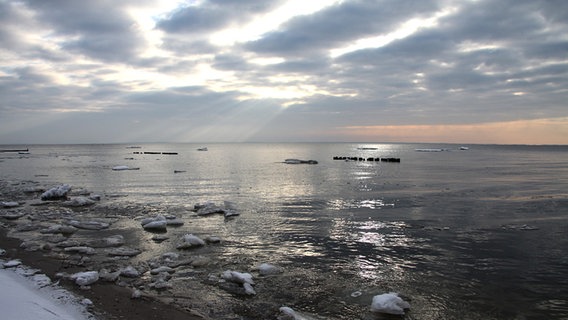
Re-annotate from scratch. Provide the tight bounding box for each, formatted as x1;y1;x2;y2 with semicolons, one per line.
332;156;400;162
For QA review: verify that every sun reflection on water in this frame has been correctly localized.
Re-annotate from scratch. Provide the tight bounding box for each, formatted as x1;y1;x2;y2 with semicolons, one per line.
327;198;395;210
329;217;420;282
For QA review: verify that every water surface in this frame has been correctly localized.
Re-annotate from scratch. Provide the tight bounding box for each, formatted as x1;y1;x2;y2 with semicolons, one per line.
1;143;567;319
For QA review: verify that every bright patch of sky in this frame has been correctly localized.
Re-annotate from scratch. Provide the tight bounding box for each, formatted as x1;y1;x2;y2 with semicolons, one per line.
330;7;457;57
210;0;342;45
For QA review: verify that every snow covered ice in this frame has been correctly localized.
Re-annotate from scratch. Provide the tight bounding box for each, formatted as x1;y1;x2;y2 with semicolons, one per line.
370;292;410;315
0;258;95;320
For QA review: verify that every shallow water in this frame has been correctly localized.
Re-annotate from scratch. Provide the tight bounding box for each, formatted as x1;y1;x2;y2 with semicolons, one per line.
1;143;568;319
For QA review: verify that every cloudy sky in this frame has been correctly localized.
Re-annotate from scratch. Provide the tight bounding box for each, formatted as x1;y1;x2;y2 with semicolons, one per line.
1;0;567;145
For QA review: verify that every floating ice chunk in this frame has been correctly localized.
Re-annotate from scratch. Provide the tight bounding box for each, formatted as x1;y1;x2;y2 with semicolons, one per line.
502;224;539;231
131;289;142;299
223;201;239;217
67;220;109;230
0;211;26;220
278;306;317;320
81;298;93;306
120;266;140;278
1;201;20;208
64;246;96;255
106;247;141;257
0;248;5;256
99;269;120;282
150;266;174;275
41;184;72;200
141;216;172;231
152;234;169;242
142;220;167;231
205;236;221;244
63;197;95;207
70;271;99;286
40;224;77;235
370;292;410;315
150;278;172;290
161;252;179;261
56;240;82;248
243;282;256;295
3;259;22;268
222;270;254;285
88;235;124;248
258;263;283;276
194;201;214;210
176;234;205;249
221;270;256;296
196;202;225;216
140;215;165;226
112;165;139;171
165;217;184;226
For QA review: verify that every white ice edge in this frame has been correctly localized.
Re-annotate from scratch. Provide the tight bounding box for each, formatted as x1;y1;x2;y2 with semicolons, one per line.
0;258;95;320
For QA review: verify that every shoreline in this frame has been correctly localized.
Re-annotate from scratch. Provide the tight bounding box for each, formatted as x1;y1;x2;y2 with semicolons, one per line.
0;228;204;320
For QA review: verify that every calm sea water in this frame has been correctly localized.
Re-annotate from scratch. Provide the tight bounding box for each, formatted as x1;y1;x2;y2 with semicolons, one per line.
1;143;568;319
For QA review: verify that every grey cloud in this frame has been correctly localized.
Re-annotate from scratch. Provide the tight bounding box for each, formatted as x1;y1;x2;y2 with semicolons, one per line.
22;0;145;62
157;0;284;34
244;0;441;56
268;58;330;73
212;54;250;71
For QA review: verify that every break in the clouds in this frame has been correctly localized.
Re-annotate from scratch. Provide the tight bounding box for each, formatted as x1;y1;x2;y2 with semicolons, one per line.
0;0;567;144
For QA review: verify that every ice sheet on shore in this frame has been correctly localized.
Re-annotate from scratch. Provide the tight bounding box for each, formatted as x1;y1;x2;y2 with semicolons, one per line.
0;260;95;320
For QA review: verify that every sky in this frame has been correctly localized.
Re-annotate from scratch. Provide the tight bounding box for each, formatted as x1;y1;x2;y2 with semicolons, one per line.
0;0;567;145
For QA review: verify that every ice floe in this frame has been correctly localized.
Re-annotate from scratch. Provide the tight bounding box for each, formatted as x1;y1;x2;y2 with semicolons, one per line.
119;266;140;278
150;266;175;275
3;259;22;268
194;200;240;218
257;263;283;276
112;165;140;171
67;220;110;230
1;201;20;208
106;247;141;257
370;292;410;315
221;270;256;295
142;219;168;232
64;246;96;255
87;235;125;248
0;210;27;220
41;184;72;200
63;196;95;207
278;306;319;320
70;271;99;286
40;224;78;235
176;234;205;249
